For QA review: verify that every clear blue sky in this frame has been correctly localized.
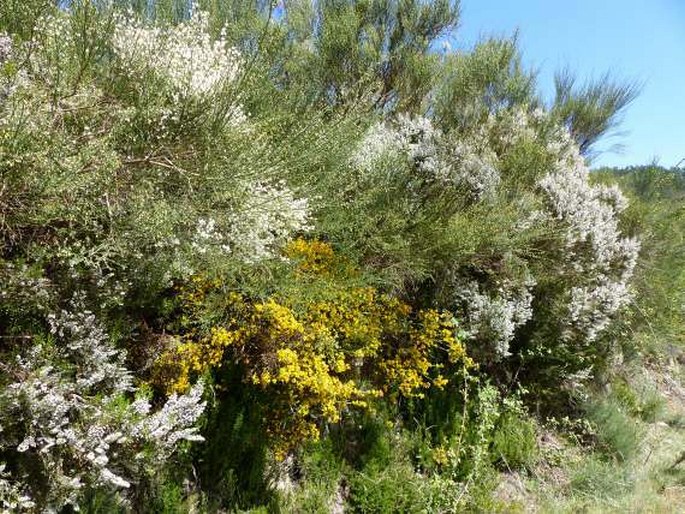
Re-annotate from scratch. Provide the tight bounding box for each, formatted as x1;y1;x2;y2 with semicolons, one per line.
454;0;685;168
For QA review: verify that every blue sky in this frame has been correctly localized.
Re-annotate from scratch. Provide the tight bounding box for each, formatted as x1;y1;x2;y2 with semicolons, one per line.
454;0;685;168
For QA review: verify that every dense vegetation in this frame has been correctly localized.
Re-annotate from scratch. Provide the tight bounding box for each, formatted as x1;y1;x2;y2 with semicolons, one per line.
0;1;683;512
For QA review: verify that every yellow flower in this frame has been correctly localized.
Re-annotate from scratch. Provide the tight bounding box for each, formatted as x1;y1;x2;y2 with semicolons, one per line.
433;375;449;389
284;238;336;274
151;248;473;454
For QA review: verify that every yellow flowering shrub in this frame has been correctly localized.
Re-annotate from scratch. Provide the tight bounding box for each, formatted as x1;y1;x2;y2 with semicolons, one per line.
379;309;471;397
153;241;473;454
284;238;337;275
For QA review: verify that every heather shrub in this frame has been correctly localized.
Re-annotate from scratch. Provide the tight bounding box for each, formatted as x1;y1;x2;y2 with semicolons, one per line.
0;295;206;511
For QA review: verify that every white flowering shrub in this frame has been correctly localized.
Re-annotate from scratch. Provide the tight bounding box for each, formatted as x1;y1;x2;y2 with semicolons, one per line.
0;299;206;511
345;98;640;379
0;33;9;62
0;32;16;101
190;181;311;263
352;115;500;202
0;1;658;510
538;139;640;345
485;106;548;150
0;464;35;513
112;7;244;113
224;181;312;263
26;13;75;91
454;279;535;360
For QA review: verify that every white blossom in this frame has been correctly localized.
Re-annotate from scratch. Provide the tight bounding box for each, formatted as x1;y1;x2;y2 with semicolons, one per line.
350;122;404;170
223;181;312;263
539;158;638;272
47;301;133;391
352;115;501;200
131;381;206;461
441;140;500;200
112;8;242;104
0;33;27;102
192;217;226;254
0;302;207;510
0;464;35;513
454;279;535;359
568;277;633;342
0;34;11;63
485;106;546;149
538;131;640;343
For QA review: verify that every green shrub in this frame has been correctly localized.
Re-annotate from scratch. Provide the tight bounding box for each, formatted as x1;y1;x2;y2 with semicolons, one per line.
0;0;664;511
278;441;344;514
570;456;633;500
613;377;665;423
347;464;426;514
492;411;538;470
585;397;643;462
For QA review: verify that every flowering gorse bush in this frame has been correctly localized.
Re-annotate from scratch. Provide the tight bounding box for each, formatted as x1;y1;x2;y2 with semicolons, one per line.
153;241;472;455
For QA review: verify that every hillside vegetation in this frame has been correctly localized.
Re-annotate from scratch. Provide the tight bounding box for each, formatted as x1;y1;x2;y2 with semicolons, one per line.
0;1;683;512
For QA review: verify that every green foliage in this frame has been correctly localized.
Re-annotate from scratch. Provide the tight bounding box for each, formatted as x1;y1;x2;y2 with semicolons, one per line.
569;455;633;500
277;441;343;513
197;370;275;510
347;464;426;514
584;395;643;462
611;166;685;354
435;35;538;132
492;411;537;471
552;70;641;158
612;376;665;423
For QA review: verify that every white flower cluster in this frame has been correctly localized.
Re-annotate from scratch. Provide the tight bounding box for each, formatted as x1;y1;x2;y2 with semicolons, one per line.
112;8;242;103
130;382;206;462
0;263;52;312
539;134;640;343
0;303;206;510
444;140;500;200
540;167;629;270
0;33;11;63
568;279;632;343
192;217;230;254
394;114;442;173
227;181;312;263
350;121;401;170
0;464;35;513
0;33;25;103
454;279;535;359
47;305;133;391
486;106;547;149
28;13;76;89
352;115;500;200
